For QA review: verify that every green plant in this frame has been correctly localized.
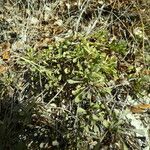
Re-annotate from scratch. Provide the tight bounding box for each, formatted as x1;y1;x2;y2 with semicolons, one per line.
0;30;145;149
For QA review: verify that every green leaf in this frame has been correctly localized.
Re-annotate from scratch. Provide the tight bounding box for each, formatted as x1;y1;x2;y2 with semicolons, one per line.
74;96;81;103
67;79;83;84
77;107;86;114
92;114;99;121
102;120;110;128
94;124;100;134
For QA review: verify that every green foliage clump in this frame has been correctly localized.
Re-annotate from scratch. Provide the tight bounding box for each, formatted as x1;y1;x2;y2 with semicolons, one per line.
0;30;149;149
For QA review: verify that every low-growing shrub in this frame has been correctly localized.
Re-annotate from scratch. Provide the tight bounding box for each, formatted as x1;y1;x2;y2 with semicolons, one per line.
0;30;149;149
